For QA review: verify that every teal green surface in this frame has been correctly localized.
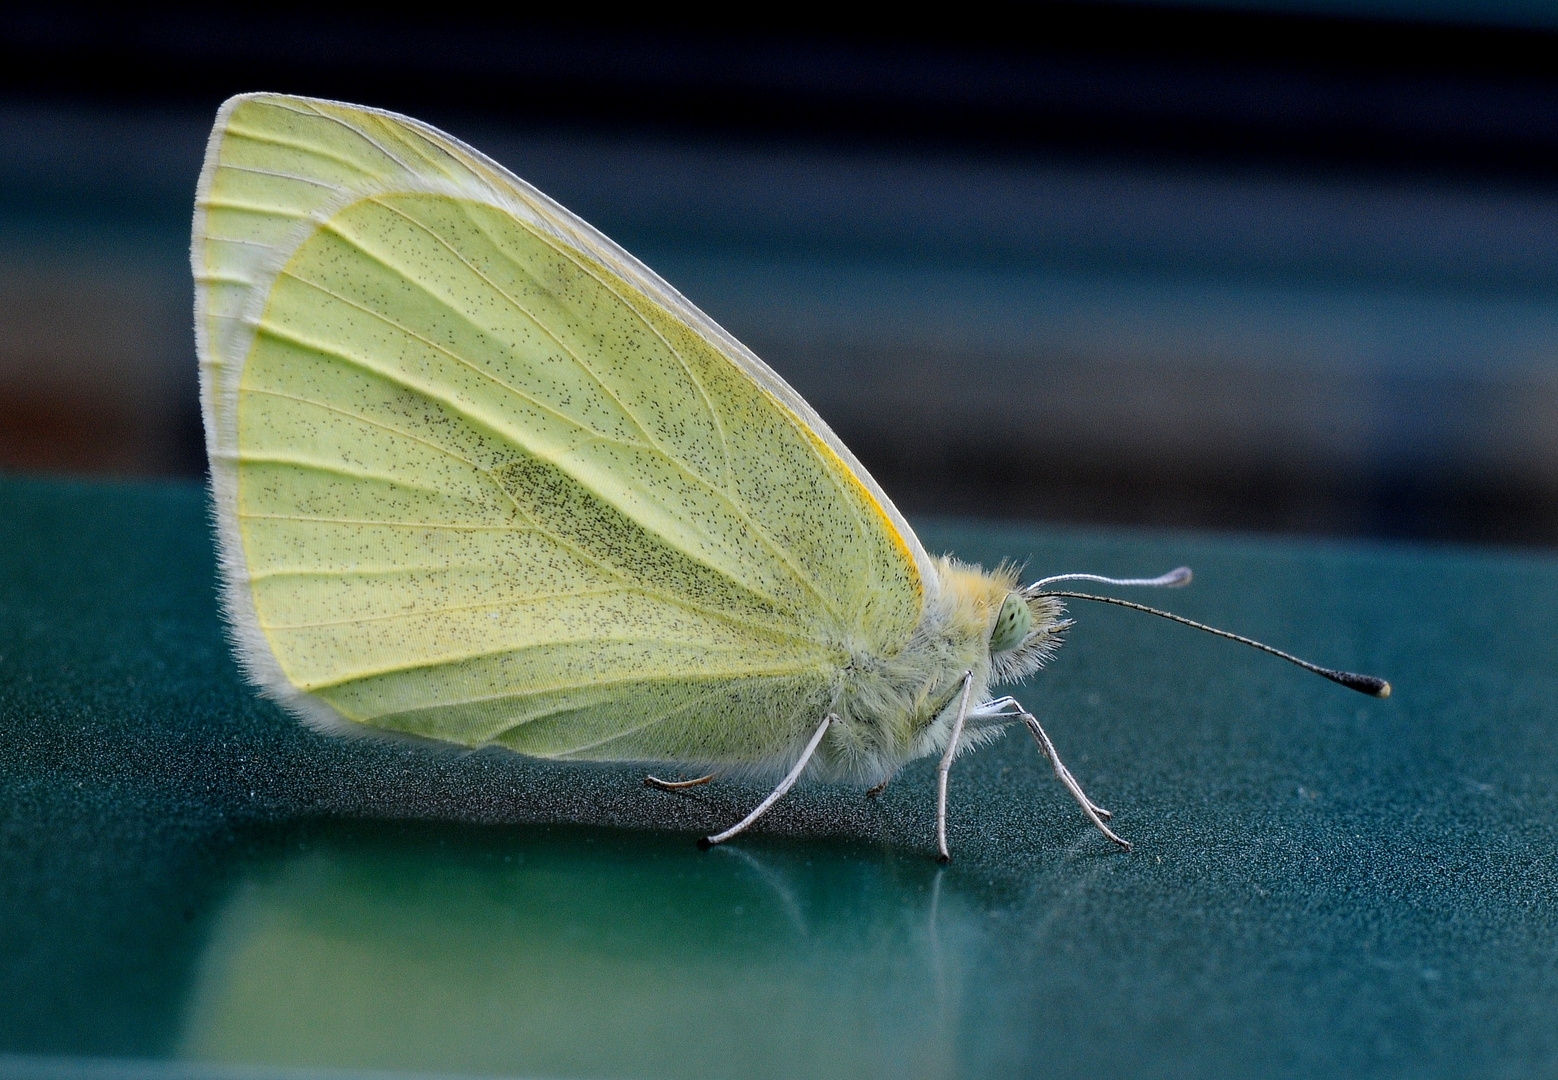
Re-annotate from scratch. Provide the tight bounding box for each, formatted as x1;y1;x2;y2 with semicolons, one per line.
2;476;1556;1078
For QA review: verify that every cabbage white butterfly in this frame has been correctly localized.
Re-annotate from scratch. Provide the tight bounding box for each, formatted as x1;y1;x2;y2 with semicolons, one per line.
193;94;1388;860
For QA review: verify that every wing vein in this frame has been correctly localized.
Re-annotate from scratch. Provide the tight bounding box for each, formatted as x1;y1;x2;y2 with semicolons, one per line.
250;306;805;624
361;199;666;456
218;163;344;189
200;198;311;218
547;696;713;757
307;647;822;693
464;203;733;489
244;386;505;478
242;472;810;643
261;581;821;644
357;664;823;711
224;123;376;175
239;453;447;495
207;235;282;251
271;271;649;452
238;512;522;531
295;100;425;179
259;587;629;629
350;198;845;625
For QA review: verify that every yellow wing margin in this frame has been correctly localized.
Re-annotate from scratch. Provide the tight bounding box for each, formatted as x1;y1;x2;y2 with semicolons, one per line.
193;93;933;764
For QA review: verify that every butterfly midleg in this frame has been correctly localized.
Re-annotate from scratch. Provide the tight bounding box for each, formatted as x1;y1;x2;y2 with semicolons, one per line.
1017;706;1132;851
865;771;896;798
645;773;715;791
934;672;975;864
699;713;836;849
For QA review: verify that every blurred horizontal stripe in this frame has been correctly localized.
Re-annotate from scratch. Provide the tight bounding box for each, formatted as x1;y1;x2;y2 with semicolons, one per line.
3;103;1556;541
0;1056;544;1080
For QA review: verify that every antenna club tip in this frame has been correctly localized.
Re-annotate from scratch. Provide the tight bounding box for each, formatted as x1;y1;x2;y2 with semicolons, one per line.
1168;566;1193;586
1333;671;1391;697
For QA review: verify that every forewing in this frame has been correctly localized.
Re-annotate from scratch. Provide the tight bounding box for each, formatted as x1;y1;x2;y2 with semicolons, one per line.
195;94;927;761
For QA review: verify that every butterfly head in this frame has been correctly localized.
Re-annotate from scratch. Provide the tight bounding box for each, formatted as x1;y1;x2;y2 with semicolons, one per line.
987;590;1071;684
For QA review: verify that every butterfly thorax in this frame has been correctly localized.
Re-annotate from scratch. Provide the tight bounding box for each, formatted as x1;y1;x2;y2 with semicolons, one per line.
817;559;1068;784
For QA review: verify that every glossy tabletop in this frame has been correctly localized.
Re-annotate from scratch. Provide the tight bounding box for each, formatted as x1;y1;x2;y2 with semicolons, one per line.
2;478;1555;1079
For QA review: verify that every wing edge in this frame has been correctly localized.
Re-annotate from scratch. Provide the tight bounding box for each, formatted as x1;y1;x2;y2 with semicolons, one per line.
193;92;368;737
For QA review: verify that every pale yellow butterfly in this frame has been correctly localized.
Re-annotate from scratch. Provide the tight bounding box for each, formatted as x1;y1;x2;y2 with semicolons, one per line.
194;94;1388;859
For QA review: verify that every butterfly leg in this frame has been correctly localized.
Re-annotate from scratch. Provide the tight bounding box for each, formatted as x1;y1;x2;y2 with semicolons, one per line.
1017;707;1131;851
865;771;896;798
645;773;715;791
935;672;976;864
700;714;837;849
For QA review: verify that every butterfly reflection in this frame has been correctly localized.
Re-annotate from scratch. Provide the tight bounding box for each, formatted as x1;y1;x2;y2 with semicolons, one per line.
178;820;981;1080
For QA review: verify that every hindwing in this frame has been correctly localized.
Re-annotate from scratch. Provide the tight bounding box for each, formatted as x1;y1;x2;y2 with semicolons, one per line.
195;94;930;760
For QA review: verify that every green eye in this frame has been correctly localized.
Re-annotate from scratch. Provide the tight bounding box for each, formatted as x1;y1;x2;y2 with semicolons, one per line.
989;592;1032;653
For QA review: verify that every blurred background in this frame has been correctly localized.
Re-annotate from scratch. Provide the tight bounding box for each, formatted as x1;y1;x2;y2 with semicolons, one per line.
4;2;1558;544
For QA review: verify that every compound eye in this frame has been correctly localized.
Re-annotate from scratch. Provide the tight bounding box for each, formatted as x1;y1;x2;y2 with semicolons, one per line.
989;592;1032;653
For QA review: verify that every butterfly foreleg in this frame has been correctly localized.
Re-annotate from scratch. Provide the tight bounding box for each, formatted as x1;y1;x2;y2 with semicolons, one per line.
1015;704;1131;851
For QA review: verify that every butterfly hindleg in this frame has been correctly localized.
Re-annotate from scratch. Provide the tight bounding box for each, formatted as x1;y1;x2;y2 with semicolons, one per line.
645;773;715;791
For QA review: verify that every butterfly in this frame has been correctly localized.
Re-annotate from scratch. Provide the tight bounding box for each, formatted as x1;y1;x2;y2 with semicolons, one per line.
194;94;1387;860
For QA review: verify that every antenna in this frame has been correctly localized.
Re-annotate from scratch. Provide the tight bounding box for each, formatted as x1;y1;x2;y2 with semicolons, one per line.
1027;569;1391;698
1025;567;1193;592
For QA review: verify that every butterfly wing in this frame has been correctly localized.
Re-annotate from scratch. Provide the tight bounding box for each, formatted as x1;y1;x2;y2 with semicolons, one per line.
194;94;931;764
